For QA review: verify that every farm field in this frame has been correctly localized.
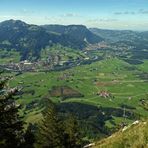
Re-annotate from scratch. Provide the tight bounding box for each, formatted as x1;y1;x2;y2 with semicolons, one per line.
6;58;148;132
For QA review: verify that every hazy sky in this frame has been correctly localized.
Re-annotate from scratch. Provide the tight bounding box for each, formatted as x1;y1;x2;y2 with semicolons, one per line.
0;0;148;30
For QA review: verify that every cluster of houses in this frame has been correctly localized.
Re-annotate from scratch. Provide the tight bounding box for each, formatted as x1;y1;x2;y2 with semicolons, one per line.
0;50;104;72
0;60;38;72
97;90;111;98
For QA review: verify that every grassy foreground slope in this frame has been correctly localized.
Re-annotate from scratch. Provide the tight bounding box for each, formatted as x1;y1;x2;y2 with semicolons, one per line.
94;120;148;148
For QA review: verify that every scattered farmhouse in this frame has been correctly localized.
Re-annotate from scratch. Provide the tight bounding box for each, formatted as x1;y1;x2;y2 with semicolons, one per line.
97;90;111;98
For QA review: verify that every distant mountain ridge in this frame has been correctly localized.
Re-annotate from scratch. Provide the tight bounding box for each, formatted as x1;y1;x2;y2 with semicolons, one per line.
41;24;102;44
89;28;142;42
0;20;103;60
1;19;148;61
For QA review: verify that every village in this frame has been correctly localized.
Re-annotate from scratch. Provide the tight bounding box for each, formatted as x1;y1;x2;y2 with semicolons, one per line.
0;50;102;72
0;40;137;73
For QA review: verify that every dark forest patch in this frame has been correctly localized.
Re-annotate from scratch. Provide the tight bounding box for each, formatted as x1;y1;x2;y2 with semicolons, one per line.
56;102;139;139
123;59;144;65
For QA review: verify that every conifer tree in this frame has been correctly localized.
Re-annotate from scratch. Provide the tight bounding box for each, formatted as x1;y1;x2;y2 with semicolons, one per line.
0;76;24;148
63;115;82;148
36;100;64;148
36;99;83;148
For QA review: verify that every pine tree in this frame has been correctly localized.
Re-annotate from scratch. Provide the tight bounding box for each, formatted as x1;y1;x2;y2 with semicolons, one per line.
0;76;24;148
36;99;83;148
36;100;64;148
63;115;82;148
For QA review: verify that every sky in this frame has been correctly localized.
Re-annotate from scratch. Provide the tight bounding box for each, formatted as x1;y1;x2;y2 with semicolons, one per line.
0;0;148;30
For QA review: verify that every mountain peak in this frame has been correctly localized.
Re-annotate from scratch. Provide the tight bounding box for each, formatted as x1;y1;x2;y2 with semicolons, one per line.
0;19;28;28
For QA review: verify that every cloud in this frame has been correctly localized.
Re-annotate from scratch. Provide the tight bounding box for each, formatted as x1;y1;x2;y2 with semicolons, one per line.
114;11;135;15
99;18;118;22
63;13;79;17
87;18;118;23
114;12;122;15
124;11;135;15
114;9;148;15
58;13;81;18
139;9;148;14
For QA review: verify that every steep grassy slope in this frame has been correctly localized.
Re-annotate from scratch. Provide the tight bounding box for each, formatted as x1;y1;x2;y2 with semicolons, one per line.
94;120;148;148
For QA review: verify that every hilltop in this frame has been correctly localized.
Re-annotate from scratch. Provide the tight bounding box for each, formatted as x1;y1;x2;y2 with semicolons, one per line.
42;24;102;44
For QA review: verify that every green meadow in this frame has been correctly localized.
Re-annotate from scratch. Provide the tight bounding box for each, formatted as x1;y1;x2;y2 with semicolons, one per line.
7;58;148;126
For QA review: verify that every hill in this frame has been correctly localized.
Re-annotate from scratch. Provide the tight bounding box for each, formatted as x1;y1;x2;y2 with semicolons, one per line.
41;24;103;44
94;120;148;148
0;20;58;60
0;20;103;60
89;28;142;42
